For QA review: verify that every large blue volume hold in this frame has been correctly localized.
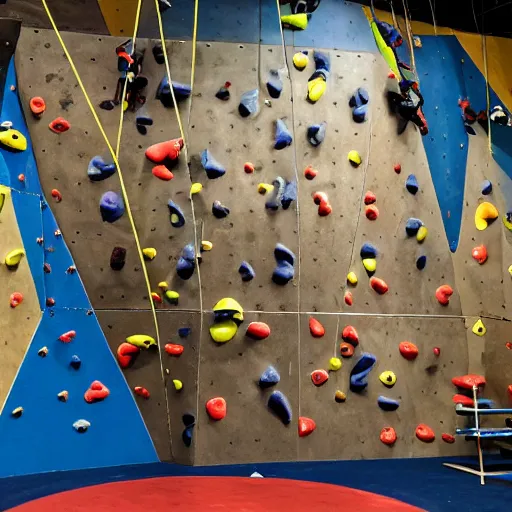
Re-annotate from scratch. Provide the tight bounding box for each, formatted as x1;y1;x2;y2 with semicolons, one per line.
350;352;377;392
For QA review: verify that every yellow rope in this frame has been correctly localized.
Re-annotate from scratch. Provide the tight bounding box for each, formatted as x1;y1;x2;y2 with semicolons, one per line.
41;0;160;345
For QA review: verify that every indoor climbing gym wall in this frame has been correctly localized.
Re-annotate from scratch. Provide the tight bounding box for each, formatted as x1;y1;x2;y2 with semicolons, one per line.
1;0;512;511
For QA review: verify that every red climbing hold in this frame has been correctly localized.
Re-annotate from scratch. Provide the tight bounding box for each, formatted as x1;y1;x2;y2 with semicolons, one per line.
46;297;55;307
9;292;23;308
206;397;227;420
370;277;389;295
29;96;46;118
151;292;163;304
298;416;316;437
506;342;512;350
452;394;474;407
442;433;455;444
451;374;486;389
344;291;353;306
341;325;359;346
152;165;174;181
340;342;355;358
436;285;453;306
51;189;62;202
365;205;379;220
134;386;150;399
18;174;25;183
433;347;441;357
304;165;318;180
399;341;419;361
246;322;271;340
309;317;325;338
508;384;512;399
43;263;52;274
415;424;435;442
311;369;329;386
59;330;76;343
312;191;328;205
117;342;140;369
164;343;184;356
244;162;255;174
364;191;376;205
380;427;397;445
312;191;332;216
471;245;488;264
49;117;70;133
145;138;184;163
84;380;110;403
394;163;401;174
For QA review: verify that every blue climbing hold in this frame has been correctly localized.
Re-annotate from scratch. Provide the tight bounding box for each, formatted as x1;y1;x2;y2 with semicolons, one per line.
281;180;297;210
239;261;255;281
378;395;400;411
265;177;285;210
266;70;282;99
349;87;370;108
313;51;330;77
239;89;259;118
168;200;185;227
87;156;116;181
275;243;295;266
178;327;191;338
268;390;292;425
360;242;378;259
259;365;280;389
100;191;125;223
307;122;327;147
201;149;226;179
406;174;419;195
212;200;230;218
273;243;295;285
70;355;81;370
176;243;196;280
182;425;194;447
274;119;292;150
353;104;368;123
416;254;427;270
405;217;423;236
156;76;191;107
350;352;377;392
481;180;492;195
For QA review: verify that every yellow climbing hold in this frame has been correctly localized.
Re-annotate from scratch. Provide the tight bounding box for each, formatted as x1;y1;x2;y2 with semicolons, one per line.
416;226;428;242
293;51;309;70
475;202;498;231
348;150;362;167
142;248;157;260
158;281;168;289
509;264;512;276
165;290;179;305
307;76;327;102
379;371;397;387
0;128;27;151
5;248;25;269
281;13;309;30
472;318;486;337
362;258;376;273
201;240;213;251
347;272;358;285
213;297;244;323
190;182;203;195
125;334;157;349
173;379;183;391
210;320;238;343
503;215;512;232
258;183;274;195
0;191;6;214
329;357;342;371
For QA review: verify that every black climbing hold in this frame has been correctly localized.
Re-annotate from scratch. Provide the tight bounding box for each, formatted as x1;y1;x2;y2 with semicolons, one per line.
110;247;127;271
201;149;226;179
238;89;259;118
156;77;191;108
176;243;196;280
183;413;195;427
266;70;283;99
88;156;116;182
274;119;293;150
152;44;164;64
99;100;115;111
212;200;230;218
239;261;255;281
70;355;81;370
349;352;377;392
377;395;400;411
281;180;297;210
216;81;231;101
259;365;280;389
360;242;378;259
481;180;492;195
168;200;186;227
265;176;285;211
307;122;327;147
416;254;427;270
136;124;147;135
406;174;419;195
268;390;292;425
178;327;191;338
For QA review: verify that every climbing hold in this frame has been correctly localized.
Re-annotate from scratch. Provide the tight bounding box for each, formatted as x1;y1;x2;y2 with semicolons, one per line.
311;369;329;386
433;347;441;356
212;200;230;219
43;262;51;274
452;374;486;389
362;258;377;273
312;191;332;216
0;126;26;151
265;177;285;210
11;406;23;418
206;397;227;420
49;117;70;134
258;182;274;195
126;334;157;349
360;242;377;259
365;205;379;220
335;390;347;403
293;51;309;70
246;322;270;340
307;122;327;147
238;261;255;282
152;43;164;64
152;165;174;181
442;433;455;444
173;379;183;391
165;290;180;305
405;174;419;195
347;272;358;285
399;341;419;360
340;342;355;358
349;88;370;108
348;150;362;167
416;226;428;242
281;13;309;30
66;265;76;274
281;180;297;209
238;89;259;118
274;119;293;150
201;149;226;179
51;189;62;202
134;387;150;399
298;417;316;437
29;96;46;118
176;243;196;280
110;246;126;271
259;365;280;388
164;343;184;356
506;342;512;350
481;180;492;195
475;202;498;230
87;156;116;181
179;327;191;338
415;424;435;442
215;81;231;101
353;105;368;123
304;165;318;180
59;330;76;343
416;255;427;270
146;138;183;163
190;183;203;195
73;419;90;433
84;381;110;403
57;390;69;402
329;357;342;371
201;240;213;251
70;355;81;369
38;346;48;357
268;390;292;425
380;427;397;445
168;200;185;227
244;162;255;174
472;318;486;336
350;352;377;392
142;248;157;261
266;69;282;98
471;245;487;264
46;298;55;307
100;191;125;223
306;51;329;102
406;218;423;236
370;277;389;295
344;291;353;306
378;396;400;411
364;191;376;205
182;425;194;447
213;297;244;324
394;163;401;174
117;342;140;368
5;249;25;270
435;285;453;306
210;320;238;343
452;394;477;406
17;173;24;182
9;292;23;308
379;371;397;387
309;317;325;338
272;243;295;285
342;325;359;346
152;292;162;303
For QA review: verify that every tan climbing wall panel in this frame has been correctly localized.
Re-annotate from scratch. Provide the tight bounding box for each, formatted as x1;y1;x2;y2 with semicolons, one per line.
15;29;200;311
0;186;41;413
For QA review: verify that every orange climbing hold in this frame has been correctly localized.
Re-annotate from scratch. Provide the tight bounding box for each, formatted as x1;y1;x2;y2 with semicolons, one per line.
435;285;453;305
340;342;354;358
134;386;150;399
452;394;474;407
151;292;163;303
59;330;76;343
84;380;110;403
364;191;376;204
471;245;488;264
309;317;325;338
370;277;388;294
380;426;397;445
304;165;318;180
18;174;25;183
341;325;359;346
30;96;46;118
117;342;140;368
442;433;455;444
415;424;435;442
49;117;70;133
311;369;329;386
164;343;184;356
399;341;419;361
152;165;174;181
9;292;23;308
365;204;379;220
51;189;62;202
298;416;316;437
206;397;227;420
244;162;255;174
507;384;512;400
145;138;184;163
451;374;486;389
344;291;353;306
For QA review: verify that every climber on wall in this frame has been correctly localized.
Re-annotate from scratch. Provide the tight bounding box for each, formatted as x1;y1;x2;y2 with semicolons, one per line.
279;0;321;14
387;78;429;135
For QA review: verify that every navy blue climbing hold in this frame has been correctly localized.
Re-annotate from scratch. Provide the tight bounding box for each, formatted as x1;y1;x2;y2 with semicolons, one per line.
176;243;196;280
307;122;327;147
275;243;295;266
201;149;226;179
313;51;330;78
272;243;295;285
360;242;378;259
416;254;427;270
212;200;230;218
156;77;191;107
405;217;423;236
353;105;368;123
168;200;185;227
87;156;116;181
239;261;255;282
216;81;231;101
265;177;285;211
350;352;377;392
178;327;191;338
378;395;400;411
349;88;370;108
100;191;125;223
70;355;81;370
259;365;280;389
274;119;292;150
481;180;492;195
239;89;259;118
266;70;282;99
135;107;153;135
268;390;292;425
406;174;419;195
182;425;194;447
281;180;297;210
